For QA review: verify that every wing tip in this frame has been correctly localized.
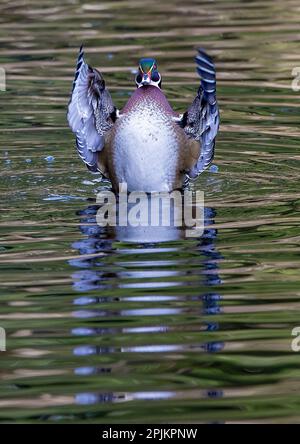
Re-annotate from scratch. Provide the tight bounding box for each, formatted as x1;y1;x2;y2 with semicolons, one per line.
196;48;215;65
195;49;216;72
75;44;85;68
77;44;84;63
195;48;217;97
71;44;86;92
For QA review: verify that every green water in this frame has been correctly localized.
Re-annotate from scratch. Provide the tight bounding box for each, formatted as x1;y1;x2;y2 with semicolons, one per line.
1;0;300;423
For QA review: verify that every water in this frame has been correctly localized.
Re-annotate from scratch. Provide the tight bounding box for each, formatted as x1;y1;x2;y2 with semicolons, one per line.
1;0;300;424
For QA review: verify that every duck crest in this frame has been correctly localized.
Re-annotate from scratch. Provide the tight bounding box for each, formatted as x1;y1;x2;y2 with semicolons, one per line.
122;85;178;116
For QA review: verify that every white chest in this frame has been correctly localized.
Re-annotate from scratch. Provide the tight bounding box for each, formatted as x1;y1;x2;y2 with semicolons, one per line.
112;102;181;192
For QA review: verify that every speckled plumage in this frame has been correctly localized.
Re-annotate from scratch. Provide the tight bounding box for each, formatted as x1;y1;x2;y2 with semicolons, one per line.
101;86;197;192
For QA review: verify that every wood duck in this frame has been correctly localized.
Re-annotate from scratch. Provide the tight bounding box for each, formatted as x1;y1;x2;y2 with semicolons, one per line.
67;46;219;192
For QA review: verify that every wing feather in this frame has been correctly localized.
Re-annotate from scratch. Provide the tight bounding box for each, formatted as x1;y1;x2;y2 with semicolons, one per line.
67;46;116;172
180;49;220;178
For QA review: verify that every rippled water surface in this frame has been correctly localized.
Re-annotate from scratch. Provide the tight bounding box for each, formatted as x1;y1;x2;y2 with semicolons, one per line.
1;0;300;423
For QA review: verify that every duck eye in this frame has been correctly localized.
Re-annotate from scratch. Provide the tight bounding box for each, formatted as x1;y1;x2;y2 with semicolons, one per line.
151;71;160;82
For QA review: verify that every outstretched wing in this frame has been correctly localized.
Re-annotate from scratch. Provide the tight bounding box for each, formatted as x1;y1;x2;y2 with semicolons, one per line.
67;46;117;172
180;49;220;178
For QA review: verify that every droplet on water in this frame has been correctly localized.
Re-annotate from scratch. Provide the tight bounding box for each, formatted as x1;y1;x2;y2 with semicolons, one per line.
44;155;55;162
209;164;219;173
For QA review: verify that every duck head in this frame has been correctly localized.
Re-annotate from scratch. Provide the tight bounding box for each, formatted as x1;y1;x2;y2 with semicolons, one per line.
135;58;162;88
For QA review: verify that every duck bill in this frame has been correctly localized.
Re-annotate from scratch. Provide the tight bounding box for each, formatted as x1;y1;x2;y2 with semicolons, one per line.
141;73;151;85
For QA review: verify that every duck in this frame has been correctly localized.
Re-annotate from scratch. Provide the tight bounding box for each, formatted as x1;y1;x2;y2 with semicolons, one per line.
67;46;219;192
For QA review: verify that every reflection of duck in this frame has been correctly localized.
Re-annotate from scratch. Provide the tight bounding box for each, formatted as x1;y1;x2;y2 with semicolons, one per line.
70;201;223;327
67;47;219;192
70;201;224;406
